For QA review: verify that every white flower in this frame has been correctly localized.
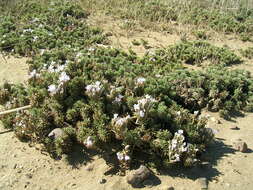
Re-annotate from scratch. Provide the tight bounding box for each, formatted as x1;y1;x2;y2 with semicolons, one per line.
76;52;82;57
59;72;70;83
175;154;180;162
134;104;140;111
88;47;95;51
124;155;131;161
86;136;94;146
136;77;146;85
116;152;124;161
56;65;65;72
114;94;124;103
85;81;103;97
178;130;184;135
48;84;58;95
115;118;125;126
33;36;38;42
40;49;46;55
28;69;40;79
139;110;145;118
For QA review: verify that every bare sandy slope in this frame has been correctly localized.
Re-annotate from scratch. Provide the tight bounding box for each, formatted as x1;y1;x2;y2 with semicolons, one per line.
1;22;253;190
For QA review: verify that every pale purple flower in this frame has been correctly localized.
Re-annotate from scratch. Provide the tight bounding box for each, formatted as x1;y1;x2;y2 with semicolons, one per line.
114;94;124;103
28;69;40;79
136;77;146;85
48;84;58;95
139;110;145;118
124;155;131;161
116;152;124;161
59;72;70;83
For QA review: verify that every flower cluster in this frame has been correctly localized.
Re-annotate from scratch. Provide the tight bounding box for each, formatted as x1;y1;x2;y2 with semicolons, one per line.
136;77;146;86
47;72;70;96
83;136;95;149
168;130;199;166
113;94;124;104
134;95;156;120
116;145;131;173
111;114;131;140
85;81;103;98
168;130;187;162
28;69;40;79
47;61;66;73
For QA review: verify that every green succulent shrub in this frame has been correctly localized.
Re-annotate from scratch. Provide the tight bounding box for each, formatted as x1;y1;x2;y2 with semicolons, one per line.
0;0;253;171
240;47;253;59
0;0;107;56
142;41;242;66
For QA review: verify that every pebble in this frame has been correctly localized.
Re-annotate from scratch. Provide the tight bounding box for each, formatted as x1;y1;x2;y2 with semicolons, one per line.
13;164;17;169
196;177;208;189
126;165;151;187
233;140;248;152
48;128;64;139
230;126;240;130
167;187;175;190
85;164;94;171
25;173;33;179
99;178;106;184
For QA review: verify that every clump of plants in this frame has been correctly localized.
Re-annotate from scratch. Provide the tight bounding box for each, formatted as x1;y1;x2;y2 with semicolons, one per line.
0;0;107;56
0;0;253;173
0;46;214;168
142;41;242;66
165;67;253;119
240;47;253;59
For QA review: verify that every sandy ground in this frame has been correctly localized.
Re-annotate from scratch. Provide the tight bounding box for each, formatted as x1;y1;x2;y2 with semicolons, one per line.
1;16;253;190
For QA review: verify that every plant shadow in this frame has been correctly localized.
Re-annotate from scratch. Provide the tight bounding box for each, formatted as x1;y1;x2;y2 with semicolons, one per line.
158;139;236;181
64;144;96;168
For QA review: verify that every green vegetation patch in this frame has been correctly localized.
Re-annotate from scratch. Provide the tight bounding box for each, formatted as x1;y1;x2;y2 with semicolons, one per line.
0;0;252;172
142;41;242;66
240;47;253;59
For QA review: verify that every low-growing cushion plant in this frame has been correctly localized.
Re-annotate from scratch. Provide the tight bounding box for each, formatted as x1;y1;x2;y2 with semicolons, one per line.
0;0;253;172
141;40;242;66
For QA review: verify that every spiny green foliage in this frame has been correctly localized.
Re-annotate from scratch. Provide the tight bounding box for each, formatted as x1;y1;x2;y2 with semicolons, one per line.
182;7;253;34
240;47;253;59
165;67;253;118
0;0;252;171
142;41;242;66
0;0;106;55
80;0;253;36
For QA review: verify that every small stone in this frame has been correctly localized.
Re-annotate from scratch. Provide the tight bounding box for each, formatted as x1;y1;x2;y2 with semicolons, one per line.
167;187;174;190
25;173;32;179
126;165;151;187
196;177;208;189
13;164;17;169
233;141;247;152
85;164;94;171
142;179;153;187
230;126;240;130
48;128;64;139
99;178;106;184
216;119;221;124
